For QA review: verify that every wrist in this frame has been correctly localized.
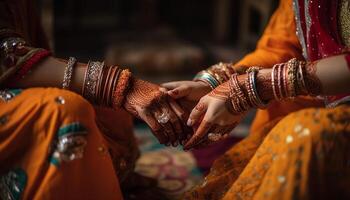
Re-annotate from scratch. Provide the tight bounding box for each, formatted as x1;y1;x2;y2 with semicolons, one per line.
195;80;213;93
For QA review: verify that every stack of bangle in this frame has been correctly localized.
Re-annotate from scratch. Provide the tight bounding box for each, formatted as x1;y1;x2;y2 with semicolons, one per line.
271;58;306;100
193;62;236;89
81;61;132;107
226;58;308;114
227;67;268;114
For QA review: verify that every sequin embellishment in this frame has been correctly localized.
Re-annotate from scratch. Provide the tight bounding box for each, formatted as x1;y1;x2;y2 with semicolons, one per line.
50;122;88;166
0;169;27;200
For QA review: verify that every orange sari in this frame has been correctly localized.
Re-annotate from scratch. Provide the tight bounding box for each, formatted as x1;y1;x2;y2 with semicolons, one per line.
184;0;350;199
0;88;139;200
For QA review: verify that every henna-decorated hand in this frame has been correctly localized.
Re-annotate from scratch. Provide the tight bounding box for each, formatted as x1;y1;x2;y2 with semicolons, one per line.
183;81;246;150
123;78;187;146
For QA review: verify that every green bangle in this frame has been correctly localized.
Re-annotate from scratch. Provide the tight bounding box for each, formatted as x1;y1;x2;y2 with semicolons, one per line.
194;71;220;89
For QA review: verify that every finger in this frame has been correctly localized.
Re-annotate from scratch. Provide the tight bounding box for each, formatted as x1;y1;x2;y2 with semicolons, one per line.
167;86;191;99
152;106;177;146
164;104;183;146
140;111;168;144
167;99;188;143
187;101;207;127
162;122;177;146
159;87;168;93
184;120;212;150
161;81;183;89
168;97;186;122
180;126;193;145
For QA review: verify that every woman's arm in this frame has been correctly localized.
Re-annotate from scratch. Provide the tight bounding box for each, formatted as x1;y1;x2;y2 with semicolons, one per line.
256;54;350;102
183;54;350;149
10;57;86;93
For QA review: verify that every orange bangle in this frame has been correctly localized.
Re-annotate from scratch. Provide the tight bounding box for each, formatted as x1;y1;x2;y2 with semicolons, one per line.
112;69;132;108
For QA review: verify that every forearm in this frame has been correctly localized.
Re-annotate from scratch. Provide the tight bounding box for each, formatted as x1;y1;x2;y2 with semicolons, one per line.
9;57;86;94
255;54;350;102
221;54;350;114
311;54;350;95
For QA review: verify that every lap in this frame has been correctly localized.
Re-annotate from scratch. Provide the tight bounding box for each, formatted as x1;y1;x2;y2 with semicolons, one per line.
0;88;129;199
223;104;350;200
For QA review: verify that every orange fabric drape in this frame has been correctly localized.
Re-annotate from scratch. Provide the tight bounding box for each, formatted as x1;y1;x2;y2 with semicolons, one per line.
0;88;140;199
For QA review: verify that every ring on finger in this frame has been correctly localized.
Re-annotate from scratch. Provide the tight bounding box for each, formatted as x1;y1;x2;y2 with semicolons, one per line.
156;111;170;124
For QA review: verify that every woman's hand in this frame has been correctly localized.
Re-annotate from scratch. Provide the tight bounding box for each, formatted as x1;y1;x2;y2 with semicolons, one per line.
183;81;245;150
161;81;212;102
123;78;187;146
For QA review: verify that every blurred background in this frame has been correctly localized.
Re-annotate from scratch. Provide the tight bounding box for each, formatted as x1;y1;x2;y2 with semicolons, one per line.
38;0;279;198
40;0;278;81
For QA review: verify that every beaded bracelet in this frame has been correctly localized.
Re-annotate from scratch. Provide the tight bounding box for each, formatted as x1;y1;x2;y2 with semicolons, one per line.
62;57;77;89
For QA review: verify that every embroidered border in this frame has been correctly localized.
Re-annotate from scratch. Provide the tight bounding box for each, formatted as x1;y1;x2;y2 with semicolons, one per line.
50;122;88;166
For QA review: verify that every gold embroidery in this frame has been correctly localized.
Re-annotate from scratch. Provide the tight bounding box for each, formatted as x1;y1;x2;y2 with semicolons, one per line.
339;0;350;47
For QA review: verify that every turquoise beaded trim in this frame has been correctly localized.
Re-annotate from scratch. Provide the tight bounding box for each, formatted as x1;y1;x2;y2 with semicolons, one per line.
50;122;88;166
57;122;88;138
0;89;22;102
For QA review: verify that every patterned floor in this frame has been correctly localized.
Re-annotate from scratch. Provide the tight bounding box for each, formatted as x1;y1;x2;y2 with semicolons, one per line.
133;119;250;199
134;124;202;199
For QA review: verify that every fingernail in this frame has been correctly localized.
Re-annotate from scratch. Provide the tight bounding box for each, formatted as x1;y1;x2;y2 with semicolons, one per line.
187;119;193;126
